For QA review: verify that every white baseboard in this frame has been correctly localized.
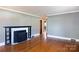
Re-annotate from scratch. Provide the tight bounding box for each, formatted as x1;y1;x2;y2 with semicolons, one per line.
33;34;71;40
0;34;79;46
0;42;5;46
26;33;79;42
75;39;79;42
32;33;40;37
48;35;79;42
48;35;71;40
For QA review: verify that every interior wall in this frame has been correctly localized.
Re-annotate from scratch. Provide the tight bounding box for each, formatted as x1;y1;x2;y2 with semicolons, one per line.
0;9;39;43
48;12;79;39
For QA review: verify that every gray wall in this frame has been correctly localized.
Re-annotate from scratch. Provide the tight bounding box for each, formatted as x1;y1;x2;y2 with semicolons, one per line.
0;9;39;43
48;12;79;39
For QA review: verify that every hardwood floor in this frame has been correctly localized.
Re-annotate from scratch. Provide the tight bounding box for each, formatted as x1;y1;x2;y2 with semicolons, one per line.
0;36;79;52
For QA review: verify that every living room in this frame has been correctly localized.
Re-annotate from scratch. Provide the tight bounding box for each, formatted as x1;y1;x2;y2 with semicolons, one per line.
0;6;79;52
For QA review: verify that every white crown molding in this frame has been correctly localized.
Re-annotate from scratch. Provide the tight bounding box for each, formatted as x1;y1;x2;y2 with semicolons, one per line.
1;7;79;18
48;10;79;16
0;7;40;17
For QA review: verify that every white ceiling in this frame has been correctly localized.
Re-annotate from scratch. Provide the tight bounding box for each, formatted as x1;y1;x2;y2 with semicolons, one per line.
0;6;79;17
